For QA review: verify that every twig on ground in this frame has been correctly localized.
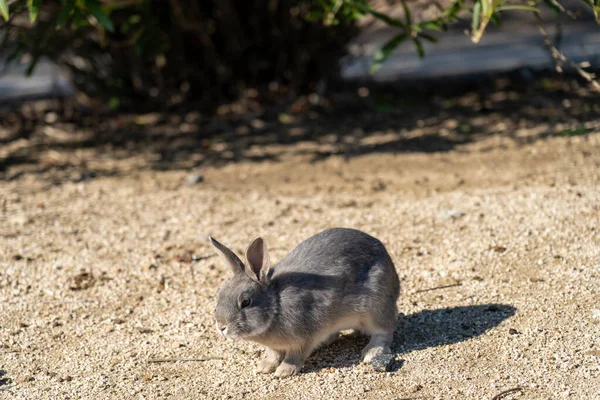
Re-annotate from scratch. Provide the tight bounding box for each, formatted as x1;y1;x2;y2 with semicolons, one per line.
415;282;462;293
147;356;223;363
539;25;600;91
491;387;524;400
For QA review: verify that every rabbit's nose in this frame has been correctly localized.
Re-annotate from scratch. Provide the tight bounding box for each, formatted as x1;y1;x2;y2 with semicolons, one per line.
216;323;228;337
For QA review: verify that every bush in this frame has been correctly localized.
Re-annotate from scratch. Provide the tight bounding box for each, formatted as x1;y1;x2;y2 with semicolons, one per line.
1;0;598;111
1;0;356;111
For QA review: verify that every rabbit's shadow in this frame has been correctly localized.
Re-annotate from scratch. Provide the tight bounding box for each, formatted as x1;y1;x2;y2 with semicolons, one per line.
304;303;516;373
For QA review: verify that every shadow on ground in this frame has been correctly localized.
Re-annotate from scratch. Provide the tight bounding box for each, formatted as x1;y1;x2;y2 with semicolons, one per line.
304;303;516;373
0;369;11;392
1;72;599;184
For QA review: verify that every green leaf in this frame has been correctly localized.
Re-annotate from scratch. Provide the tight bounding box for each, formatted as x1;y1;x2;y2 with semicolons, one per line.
472;1;481;32
490;13;502;26
86;0;114;32
25;54;41;76
352;1;407;28
369;8;406;28
0;0;9;21
108;97;120;110
401;0;412;24
28;0;42;23
128;14;141;24
556;127;593;137
419;32;438;43
413;38;425;58
420;21;444;31
495;5;539;11
56;2;75;29
318;0;333;13
481;0;490;16
72;8;89;28
370;33;407;74
443;0;464;20
349;10;366;20
305;10;324;22
543;0;562;15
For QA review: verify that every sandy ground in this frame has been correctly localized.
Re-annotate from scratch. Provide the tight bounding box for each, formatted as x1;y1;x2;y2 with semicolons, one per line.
1;84;600;399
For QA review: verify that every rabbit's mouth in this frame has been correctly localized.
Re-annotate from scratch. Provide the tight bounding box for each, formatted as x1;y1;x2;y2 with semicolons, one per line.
216;322;229;338
215;322;242;339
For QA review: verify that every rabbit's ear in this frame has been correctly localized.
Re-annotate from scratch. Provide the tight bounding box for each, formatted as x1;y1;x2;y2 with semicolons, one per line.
245;237;270;283
209;237;245;275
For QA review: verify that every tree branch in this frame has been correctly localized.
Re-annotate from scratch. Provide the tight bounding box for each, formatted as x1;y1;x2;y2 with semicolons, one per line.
539;24;600;91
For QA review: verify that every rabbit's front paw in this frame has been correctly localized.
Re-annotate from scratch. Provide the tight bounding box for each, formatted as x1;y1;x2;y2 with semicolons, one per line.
255;359;280;374
361;346;383;363
274;362;300;378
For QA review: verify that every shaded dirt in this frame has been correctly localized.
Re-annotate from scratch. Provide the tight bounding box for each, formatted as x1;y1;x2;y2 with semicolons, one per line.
1;76;600;399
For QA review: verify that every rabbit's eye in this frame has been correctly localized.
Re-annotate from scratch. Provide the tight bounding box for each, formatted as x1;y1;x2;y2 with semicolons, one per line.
240;298;251;309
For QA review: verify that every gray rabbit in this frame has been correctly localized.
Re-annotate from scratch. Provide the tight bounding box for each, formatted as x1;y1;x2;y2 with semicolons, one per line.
209;227;400;377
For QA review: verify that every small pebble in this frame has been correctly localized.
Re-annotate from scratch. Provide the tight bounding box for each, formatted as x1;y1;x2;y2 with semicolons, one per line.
186;174;204;185
370;353;395;372
45;112;58;124
436;209;465;220
411;384;424;393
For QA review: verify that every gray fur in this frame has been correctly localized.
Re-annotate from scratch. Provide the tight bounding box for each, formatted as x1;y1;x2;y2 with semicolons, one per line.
210;228;400;377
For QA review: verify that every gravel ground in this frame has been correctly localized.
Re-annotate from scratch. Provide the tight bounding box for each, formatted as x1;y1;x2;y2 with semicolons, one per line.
1;88;600;399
